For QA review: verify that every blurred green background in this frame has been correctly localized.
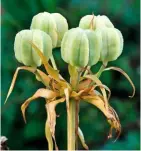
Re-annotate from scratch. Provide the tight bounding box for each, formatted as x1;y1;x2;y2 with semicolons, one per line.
1;0;140;150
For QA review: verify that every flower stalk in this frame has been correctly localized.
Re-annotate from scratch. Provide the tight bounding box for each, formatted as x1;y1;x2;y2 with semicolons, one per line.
67;99;76;150
96;62;108;78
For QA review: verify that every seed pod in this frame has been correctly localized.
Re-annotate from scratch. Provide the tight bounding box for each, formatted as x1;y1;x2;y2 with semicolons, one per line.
30;12;68;48
97;27;123;62
79;15;114;30
14;29;52;67
61;28;102;67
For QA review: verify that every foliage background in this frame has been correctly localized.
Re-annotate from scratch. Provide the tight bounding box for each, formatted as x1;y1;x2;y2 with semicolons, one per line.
1;0;140;150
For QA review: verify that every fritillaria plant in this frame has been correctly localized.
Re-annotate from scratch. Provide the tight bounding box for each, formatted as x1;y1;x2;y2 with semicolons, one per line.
5;12;135;150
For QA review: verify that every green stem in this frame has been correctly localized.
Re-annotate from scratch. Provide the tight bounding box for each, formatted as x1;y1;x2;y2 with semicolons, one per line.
50;55;57;70
67;99;76;150
83;66;90;76
88;62;108;87
96;62;108;78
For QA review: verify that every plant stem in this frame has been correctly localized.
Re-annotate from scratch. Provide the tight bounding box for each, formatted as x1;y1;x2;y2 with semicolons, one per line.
75;100;79;150
67;99;76;150
50;55;57;70
96;62;108;78
83;66;90;76
67;68;81;150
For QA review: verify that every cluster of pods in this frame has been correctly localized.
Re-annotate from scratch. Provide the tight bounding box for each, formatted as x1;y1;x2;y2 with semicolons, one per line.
14;12;123;67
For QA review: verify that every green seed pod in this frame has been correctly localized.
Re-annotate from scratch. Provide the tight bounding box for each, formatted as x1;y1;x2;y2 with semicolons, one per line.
30;12;68;48
79;15;114;30
14;29;52;67
97;27;123;62
61;27;102;67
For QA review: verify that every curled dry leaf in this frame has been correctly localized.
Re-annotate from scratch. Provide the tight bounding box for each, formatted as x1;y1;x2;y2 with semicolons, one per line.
93;84;111;100
71;90;85;98
84;74;108;110
45;97;65;150
82;95;110;117
82;95;121;140
4;66;53;104
45;121;53;151
71;86;93;100
29;41;69;88
35;69;51;87
104;66;135;97
4;66;36;104
21;88;58;123
78;127;89;150
107;106;121;142
78;79;92;90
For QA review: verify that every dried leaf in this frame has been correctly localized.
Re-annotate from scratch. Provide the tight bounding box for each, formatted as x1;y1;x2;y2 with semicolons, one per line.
104;66;135;97
107;106;121;142
78;79;92;90
45;97;65;150
21;88;58;123
78;127;89;150
71;90;85;98
45;121;53;151
71;87;93;99
82;95;110;117
84;75;108;110
35;69;51;87
4;66;36;104
29;41;68;88
49;78;61;93
82;95;121;140
93;84;111;100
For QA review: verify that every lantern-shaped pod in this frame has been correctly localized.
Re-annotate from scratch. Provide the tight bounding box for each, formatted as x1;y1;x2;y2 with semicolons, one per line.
79;15;114;30
98;27;123;62
61;27;102;67
30;12;68;48
14;29;52;67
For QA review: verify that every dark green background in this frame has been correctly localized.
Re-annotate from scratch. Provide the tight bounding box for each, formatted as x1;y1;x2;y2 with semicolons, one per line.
1;0;140;150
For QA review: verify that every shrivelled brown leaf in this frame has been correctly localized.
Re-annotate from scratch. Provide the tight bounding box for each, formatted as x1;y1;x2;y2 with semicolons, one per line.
30;41;69;88
21;88;58;123
71;90;85;98
104;66;135;98
4;66;37;104
93;84;111;100
78;79;92;90
45;97;65;150
107;106;121;142
71;86;93;99
45;121;53;151
35;69;51;87
82;95;121;140
4;66;53;104
82;95;111;118
84;75;108;110
78;127;89;150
